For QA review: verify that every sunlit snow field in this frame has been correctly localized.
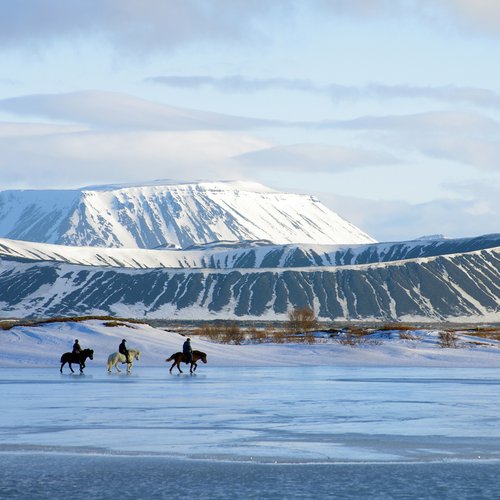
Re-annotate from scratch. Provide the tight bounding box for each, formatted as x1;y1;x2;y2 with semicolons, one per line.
1;320;500;498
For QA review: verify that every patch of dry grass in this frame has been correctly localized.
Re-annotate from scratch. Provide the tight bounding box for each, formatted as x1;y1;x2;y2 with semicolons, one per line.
467;327;500;341
0;315;145;331
398;332;420;341
438;331;458;348
103;321;136;328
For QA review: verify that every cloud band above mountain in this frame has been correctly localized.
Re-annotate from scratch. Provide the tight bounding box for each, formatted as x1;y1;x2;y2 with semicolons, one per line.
146;76;500;110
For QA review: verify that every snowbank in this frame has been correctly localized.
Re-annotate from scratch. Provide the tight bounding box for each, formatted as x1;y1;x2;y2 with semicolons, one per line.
1;320;500;368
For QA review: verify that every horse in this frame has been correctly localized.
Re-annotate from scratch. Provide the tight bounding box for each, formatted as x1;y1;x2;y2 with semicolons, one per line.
107;349;140;374
60;349;94;374
166;350;207;374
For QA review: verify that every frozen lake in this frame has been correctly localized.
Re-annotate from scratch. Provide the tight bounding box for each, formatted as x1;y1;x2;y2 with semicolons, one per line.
2;365;500;498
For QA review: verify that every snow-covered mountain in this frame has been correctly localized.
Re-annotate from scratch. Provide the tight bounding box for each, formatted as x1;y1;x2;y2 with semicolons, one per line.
1;180;498;322
1;246;498;321
0;181;375;248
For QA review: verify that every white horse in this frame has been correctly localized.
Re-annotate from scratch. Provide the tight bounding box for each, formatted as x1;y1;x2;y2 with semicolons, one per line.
107;349;140;374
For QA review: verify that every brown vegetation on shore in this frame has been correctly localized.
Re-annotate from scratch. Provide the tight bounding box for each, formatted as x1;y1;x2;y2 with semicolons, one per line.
2;313;499;349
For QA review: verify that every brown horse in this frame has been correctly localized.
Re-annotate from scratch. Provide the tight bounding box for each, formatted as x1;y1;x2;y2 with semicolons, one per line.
166;350;207;374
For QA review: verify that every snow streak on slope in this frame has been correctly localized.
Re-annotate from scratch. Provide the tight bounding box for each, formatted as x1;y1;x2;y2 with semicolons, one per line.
1;247;498;321
1;234;498;269
0;181;375;248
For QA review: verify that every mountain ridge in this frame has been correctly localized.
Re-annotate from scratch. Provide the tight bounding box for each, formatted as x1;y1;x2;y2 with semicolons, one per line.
0;233;499;270
1;246;498;321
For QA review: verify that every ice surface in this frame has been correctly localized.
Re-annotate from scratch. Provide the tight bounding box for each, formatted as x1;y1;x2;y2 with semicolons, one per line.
2;366;500;464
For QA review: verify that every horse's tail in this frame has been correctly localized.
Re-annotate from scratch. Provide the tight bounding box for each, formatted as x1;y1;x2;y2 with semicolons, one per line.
106;353;116;369
166;352;180;362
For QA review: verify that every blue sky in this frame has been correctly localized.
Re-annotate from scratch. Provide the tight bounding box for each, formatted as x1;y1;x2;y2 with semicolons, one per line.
0;0;499;241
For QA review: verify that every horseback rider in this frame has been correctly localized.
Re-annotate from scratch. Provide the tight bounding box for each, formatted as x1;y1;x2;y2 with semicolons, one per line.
72;339;82;360
183;337;193;364
119;339;130;364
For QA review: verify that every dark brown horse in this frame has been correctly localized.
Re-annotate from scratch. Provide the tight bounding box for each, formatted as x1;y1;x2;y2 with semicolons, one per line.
166;350;207;374
60;348;94;373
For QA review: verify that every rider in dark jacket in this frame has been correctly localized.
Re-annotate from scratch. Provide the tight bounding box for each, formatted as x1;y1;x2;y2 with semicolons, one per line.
72;339;81;354
183;338;193;363
119;339;129;364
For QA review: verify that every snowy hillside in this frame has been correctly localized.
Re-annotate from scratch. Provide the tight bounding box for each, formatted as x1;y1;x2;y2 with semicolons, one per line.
1;247;498;321
0;233;498;269
0;181;375;248
1;180;498;323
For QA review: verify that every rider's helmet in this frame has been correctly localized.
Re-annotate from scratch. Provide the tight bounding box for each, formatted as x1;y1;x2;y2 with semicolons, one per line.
122;339;126;342
75;339;79;342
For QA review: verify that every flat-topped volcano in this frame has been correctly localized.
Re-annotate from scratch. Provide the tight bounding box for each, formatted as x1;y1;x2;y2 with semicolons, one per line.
0;180;375;248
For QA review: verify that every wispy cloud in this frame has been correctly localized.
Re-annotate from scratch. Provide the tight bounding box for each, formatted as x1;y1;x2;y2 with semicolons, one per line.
3;91;498;134
0;93;274;186
316;0;500;36
2;1;500;58
336;111;500;171
235;143;398;172
431;0;500;36
145;75;318;93
2;91;499;173
0;126;269;188
146;75;500;110
0;0;288;53
320;185;500;242
332;83;500;109
0;91;280;131
316;110;500;133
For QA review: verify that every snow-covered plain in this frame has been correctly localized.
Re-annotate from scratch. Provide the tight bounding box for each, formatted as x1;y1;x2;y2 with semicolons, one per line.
2;320;500;498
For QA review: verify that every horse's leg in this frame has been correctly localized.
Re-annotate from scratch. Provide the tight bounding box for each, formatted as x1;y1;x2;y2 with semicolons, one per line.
60;361;65;373
176;360;183;373
69;362;74;373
